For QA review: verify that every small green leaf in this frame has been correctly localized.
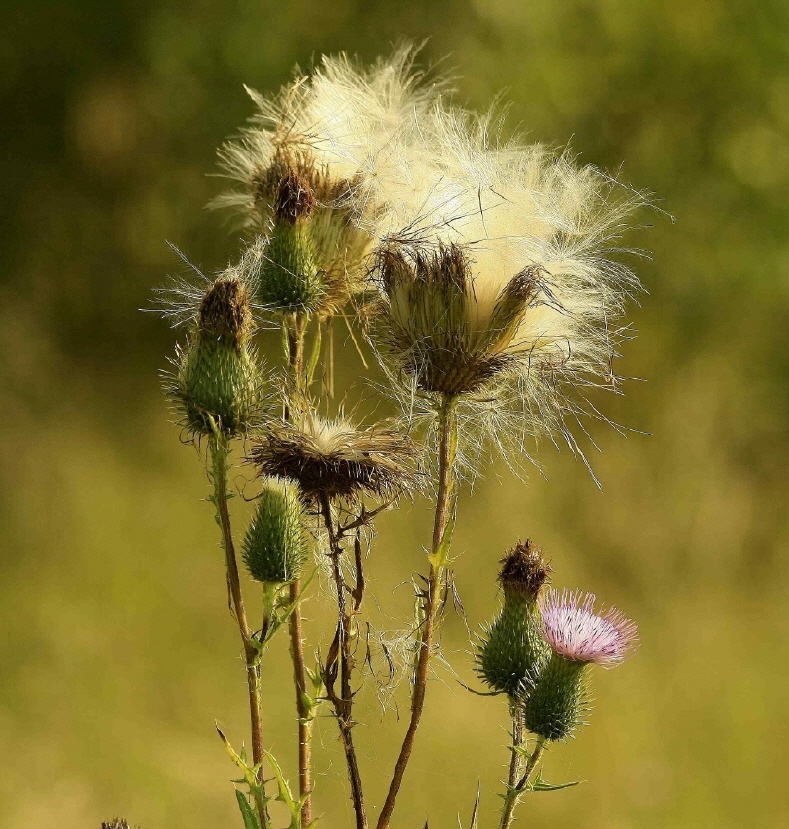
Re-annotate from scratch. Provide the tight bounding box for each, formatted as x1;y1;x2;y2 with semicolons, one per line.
306;316;322;386
235;790;262;829
428;500;457;570
264;750;306;828
527;771;580;793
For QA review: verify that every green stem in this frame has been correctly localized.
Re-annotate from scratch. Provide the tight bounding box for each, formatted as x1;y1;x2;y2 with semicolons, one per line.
499;736;546;829
210;432;269;829
506;699;525;793
376;394;458;829
286;312;313;824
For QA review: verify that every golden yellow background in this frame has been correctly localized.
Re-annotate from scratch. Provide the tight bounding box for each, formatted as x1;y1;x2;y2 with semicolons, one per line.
2;1;788;827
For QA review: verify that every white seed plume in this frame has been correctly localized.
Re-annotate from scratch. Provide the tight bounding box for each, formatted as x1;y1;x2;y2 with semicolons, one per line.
214;45;446;232
364;103;651;478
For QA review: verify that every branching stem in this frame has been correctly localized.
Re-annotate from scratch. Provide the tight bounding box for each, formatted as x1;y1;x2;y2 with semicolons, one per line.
506;700;526;792
499;735;547;829
376;394;458;829
319;491;368;829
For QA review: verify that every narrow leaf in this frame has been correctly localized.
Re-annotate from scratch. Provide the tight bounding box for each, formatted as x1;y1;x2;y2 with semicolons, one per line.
235;790;262;829
528;771;580;792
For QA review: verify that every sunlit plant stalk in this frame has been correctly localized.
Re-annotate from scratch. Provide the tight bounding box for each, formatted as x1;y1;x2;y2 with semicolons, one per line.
499;737;546;829
377;393;457;829
318;491;368;829
284;311;313;824
209;425;270;829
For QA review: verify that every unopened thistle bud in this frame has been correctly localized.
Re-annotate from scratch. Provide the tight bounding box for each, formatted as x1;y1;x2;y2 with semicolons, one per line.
376;243;540;396
242;477;309;585
102;820;134;829
172;275;265;437
258;172;325;312
523;589;638;741
477;540;551;697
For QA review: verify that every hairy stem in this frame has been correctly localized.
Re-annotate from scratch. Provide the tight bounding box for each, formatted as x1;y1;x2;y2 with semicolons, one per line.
376;394;458;829
288;312;307;394
506;700;525;792
286;312;313;824
499;736;546;829
210;434;269;829
288;581;312;825
319;492;368;829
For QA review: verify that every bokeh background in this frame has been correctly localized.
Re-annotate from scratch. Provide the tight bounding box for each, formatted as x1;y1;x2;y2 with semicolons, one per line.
2;1;789;827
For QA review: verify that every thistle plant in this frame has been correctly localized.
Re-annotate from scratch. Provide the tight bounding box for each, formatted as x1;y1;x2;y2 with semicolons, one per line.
142;46;650;829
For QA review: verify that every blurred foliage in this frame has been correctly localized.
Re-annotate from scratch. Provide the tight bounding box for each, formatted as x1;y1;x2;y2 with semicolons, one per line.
2;1;789;827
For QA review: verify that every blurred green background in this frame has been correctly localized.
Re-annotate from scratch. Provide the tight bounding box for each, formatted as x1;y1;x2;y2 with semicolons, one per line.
2;1;789;827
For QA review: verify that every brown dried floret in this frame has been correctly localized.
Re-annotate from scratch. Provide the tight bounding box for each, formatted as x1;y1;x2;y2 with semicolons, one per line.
275;170;316;223
498;539;551;600
197;275;252;346
249;413;421;500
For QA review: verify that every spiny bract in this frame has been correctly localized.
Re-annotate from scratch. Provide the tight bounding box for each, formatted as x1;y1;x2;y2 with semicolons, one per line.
169;274;267;437
477;541;551;697
242;477;309;585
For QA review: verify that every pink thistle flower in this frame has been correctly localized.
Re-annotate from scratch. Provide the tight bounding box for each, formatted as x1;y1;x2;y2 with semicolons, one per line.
539;588;638;667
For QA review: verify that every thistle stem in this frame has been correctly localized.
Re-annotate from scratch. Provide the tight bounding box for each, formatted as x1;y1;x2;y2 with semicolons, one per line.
376;394;458;829
319;491;368;829
210;434;269;829
499;736;546;829
506;699;526;792
286;312;313;824
288;312;307;394
288;580;312;825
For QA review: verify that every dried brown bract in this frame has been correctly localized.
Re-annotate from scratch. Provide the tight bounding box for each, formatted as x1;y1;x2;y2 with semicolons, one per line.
249;411;421;501
197;275;253;346
498;539;551;600
374;242;543;396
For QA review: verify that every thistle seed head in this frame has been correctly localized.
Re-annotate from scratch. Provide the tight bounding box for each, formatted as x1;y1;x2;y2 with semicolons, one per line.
357;95;650;475
214;47;446;312
249;411;421;501
375;243;541;395
498;539;551;601
243;477;309;584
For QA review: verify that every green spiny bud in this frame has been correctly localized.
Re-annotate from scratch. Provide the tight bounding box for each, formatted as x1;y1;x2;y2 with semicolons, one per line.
175;276;264;437
259;173;324;312
242;478;309;585
522;652;588;741
102;820;135;829
476;540;551;697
